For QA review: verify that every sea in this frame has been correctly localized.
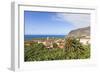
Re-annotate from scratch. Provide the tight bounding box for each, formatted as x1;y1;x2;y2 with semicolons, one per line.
24;35;66;41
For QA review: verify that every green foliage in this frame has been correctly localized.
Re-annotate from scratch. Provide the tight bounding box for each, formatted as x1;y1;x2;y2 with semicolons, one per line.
64;37;90;59
53;43;58;48
24;38;90;61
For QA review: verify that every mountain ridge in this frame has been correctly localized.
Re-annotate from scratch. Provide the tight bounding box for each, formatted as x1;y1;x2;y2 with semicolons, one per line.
67;26;90;38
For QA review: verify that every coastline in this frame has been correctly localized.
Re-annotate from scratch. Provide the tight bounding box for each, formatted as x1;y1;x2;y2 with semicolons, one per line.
24;35;66;41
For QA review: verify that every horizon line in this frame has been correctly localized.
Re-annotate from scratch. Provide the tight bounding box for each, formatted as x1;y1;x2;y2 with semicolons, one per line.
24;34;67;35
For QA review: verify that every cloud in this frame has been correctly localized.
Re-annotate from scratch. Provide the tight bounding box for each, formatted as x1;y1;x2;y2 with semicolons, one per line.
54;13;90;29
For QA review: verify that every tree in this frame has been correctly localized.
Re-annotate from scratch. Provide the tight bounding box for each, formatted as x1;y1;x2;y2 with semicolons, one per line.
64;37;90;59
53;43;58;48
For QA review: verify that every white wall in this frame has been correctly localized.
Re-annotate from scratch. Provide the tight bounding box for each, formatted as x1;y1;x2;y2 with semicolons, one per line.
0;0;100;73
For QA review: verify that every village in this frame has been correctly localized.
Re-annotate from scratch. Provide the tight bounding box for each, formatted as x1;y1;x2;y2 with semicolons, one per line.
25;37;65;49
25;35;90;49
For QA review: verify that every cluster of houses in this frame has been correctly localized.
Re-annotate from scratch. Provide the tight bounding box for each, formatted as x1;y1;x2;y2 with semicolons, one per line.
25;36;90;49
25;37;65;49
38;38;65;49
37;37;65;48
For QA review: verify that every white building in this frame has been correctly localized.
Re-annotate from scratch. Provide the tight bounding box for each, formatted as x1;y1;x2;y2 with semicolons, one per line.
79;37;90;45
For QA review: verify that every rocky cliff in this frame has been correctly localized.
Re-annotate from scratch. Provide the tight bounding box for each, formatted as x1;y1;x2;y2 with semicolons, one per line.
67;26;90;38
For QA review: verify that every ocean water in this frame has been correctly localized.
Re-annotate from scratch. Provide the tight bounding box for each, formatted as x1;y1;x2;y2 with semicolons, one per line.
24;35;65;41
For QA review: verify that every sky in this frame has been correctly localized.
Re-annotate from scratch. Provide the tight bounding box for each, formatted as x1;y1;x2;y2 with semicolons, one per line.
24;11;90;35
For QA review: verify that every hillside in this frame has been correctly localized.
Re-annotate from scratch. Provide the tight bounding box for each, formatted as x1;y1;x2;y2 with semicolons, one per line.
67;26;90;38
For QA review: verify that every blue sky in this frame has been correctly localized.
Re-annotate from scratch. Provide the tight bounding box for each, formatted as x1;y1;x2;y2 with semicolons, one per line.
24;11;90;35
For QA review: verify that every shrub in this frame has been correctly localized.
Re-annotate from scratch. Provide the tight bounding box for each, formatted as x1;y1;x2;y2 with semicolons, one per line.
53;43;58;48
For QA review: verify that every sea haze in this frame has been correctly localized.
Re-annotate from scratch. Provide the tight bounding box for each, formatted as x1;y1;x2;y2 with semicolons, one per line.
24;35;66;41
